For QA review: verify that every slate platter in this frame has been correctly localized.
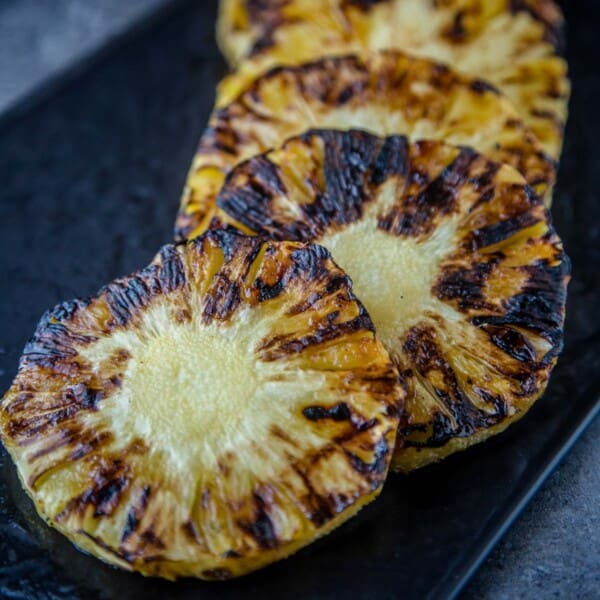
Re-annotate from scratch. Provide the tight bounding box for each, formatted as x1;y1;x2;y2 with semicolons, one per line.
0;1;598;598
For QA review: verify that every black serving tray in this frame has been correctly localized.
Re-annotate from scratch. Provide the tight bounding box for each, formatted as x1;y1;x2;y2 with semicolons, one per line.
0;1;598;598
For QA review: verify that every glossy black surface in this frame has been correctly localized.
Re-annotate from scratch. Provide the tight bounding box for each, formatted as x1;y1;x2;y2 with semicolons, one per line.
0;1;598;599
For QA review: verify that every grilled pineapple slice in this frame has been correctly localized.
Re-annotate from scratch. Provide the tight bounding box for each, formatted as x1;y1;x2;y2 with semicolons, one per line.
217;0;569;160
211;129;570;471
0;231;403;579
176;51;555;241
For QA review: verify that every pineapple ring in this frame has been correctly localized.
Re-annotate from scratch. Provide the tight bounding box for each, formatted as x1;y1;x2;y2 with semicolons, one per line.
212;129;570;471
216;0;569;160
0;231;403;580
176;51;555;240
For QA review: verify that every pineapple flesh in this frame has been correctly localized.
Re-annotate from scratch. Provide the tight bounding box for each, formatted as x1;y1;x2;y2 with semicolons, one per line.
210;129;570;471
176;51;555;241
216;0;569;160
0;230;404;579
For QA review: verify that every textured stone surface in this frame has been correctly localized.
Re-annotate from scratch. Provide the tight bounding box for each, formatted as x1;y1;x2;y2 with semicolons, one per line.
0;1;597;599
464;418;600;600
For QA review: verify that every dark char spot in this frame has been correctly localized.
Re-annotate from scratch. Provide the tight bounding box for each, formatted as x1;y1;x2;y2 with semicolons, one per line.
470;211;540;250
239;493;278;549
480;324;537;364
345;436;389;480
303;402;352;422
470;79;500;95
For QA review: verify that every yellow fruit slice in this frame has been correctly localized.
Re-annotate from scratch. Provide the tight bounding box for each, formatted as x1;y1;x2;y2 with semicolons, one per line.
0;231;403;579
176;51;555;240
217;0;569;160
212;129;570;471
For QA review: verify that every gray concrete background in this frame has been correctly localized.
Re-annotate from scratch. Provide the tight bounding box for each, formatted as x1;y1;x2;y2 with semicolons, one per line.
0;1;597;599
0;0;169;113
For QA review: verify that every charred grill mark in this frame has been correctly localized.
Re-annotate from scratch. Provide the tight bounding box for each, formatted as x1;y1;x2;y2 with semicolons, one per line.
202;273;241;323
210;226;257;262
57;459;131;521
3;392;33;416
80;531;136;564
434;258;500;312
174;210;200;242
218;131;412;241
67;430;114;462
402;326;507;447
336;84;357;104
333;419;379;445
21;301;95;368
182;520;203;545
289;243;333;281
244;0;291;26
138;528;166;552
26;430;77;461
285;275;350;316
472;386;509;415
104;277;150;327
121;486;151;542
239;492;279;550
54;440;146;522
111;348;131;364
258;313;373;361
342;0;386;9
8;406;80;441
426;412;455;448
316;129;381;225
250;33;278;56
91;476;129;519
345;436;390;481
156;245;186;293
472;255;569;361
479;324;537;364
46;299;88;322
218;156;292;236
303;402;352;422
66;382;103;411
370;135;410;186
513;370;539;396
78;242;190;329
199;234;265;321
380;147;477;237
469;210;541;250
444;10;467;42
198;111;254;157
29;427;111;463
470;79;500;95
291;465;334;527
255;277;285;302
269;424;298;446
467;161;501;208
531;108;565;132
7;377;119;443
243;130;381;239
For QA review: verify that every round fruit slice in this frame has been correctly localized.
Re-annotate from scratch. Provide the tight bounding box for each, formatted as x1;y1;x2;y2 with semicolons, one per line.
216;0;569;160
176;51;555;241
0;231;403;579
212;129;570;471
